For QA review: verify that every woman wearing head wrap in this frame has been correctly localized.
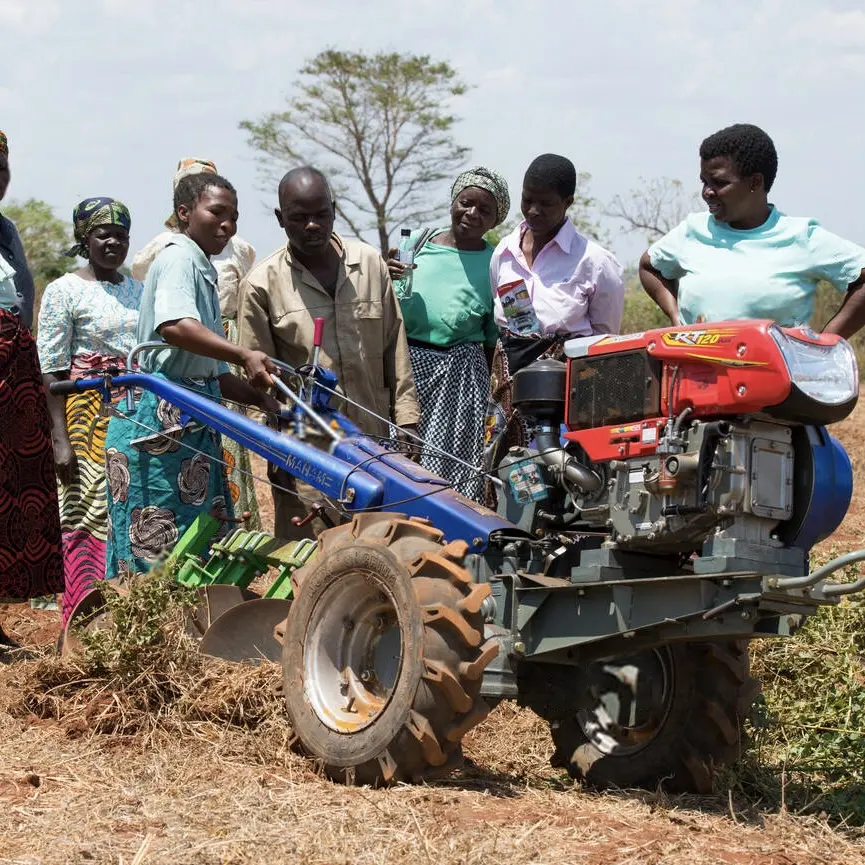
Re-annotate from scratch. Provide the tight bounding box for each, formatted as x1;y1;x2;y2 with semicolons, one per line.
386;167;510;501
37;197;143;624
131;158;261;531
0;130;63;645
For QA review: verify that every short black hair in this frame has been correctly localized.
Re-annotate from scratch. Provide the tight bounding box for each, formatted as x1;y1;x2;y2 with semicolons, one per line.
523;153;577;198
173;172;236;219
699;124;778;191
278;166;333;202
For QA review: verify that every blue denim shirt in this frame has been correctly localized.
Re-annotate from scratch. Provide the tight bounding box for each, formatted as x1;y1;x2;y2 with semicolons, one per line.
0;213;35;328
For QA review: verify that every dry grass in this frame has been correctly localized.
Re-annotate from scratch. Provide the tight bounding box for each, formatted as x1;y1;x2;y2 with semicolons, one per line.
2;705;865;865
3;413;865;863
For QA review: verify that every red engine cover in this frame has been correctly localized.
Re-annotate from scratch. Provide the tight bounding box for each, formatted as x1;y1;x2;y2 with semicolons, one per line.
563;320;843;462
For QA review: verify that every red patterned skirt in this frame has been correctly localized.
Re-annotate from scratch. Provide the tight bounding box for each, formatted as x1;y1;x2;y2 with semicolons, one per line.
0;309;63;599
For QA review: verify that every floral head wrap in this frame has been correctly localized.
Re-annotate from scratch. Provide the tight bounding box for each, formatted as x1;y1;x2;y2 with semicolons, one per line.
165;157;218;228
66;197;132;258
0;130;7;157
451;167;510;226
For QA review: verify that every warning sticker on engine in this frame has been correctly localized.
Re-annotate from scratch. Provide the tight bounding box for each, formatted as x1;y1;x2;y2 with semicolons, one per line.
507;462;548;504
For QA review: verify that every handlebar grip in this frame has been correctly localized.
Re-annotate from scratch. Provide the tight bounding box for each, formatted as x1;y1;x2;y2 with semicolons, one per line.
49;380;79;396
313;317;325;348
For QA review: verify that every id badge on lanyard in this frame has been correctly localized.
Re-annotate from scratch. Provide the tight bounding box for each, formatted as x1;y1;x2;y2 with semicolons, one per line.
497;279;541;336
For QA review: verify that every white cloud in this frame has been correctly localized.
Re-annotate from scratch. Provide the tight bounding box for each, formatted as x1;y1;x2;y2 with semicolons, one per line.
0;0;59;28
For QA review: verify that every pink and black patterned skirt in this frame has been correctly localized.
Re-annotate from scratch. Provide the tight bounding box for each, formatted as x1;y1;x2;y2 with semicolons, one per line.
0;309;63;599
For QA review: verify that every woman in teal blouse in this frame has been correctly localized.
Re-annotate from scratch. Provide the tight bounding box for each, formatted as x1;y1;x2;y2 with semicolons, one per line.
387;167;510;501
639;123;865;337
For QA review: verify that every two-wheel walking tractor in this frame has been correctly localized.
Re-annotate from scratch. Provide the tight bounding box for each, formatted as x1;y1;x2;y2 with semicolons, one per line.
57;319;865;792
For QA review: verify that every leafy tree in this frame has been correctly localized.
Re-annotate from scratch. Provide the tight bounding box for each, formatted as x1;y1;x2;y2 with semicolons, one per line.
240;50;471;253
3;198;74;292
606;177;700;243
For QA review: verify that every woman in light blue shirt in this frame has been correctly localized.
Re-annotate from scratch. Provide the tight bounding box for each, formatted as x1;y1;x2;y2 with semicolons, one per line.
104;173;277;582
639;124;865;339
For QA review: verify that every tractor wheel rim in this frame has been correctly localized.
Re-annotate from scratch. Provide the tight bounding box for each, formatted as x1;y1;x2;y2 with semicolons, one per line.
576;647;673;756
304;570;403;734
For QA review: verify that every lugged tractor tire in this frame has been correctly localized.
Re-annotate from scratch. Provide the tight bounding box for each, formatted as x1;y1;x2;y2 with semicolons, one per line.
281;513;498;786
538;641;760;793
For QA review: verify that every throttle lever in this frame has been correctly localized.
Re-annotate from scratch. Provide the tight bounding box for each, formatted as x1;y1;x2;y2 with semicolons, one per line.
291;503;335;530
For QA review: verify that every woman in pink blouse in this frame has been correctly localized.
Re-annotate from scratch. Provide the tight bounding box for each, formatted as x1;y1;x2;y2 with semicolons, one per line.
485;153;625;477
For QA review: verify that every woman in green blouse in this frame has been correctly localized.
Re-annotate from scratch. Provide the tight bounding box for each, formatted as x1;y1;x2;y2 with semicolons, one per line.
387;167;509;501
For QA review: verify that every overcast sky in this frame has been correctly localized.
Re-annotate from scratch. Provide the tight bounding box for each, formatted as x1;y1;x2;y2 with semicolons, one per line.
2;0;864;268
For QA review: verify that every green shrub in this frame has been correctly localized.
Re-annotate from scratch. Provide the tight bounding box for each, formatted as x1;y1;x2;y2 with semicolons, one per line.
734;578;865;824
811;282;865;377
78;572;198;683
621;286;671;334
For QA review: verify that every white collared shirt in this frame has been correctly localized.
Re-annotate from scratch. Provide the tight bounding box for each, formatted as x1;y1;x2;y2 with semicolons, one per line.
490;220;624;336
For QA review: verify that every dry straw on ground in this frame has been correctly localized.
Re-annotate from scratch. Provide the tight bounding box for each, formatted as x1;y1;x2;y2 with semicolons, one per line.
1;576;863;862
1;706;863;864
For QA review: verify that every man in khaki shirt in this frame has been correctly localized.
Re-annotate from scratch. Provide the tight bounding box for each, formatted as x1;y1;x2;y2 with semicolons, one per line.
237;166;420;538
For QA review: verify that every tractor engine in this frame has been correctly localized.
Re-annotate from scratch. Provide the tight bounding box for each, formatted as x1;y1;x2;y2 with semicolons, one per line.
497;321;858;575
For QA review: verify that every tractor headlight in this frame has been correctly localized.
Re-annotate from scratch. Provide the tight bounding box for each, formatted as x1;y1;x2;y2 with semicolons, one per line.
770;325;859;405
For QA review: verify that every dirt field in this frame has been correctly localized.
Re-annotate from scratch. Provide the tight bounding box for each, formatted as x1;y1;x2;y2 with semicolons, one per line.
1;410;865;864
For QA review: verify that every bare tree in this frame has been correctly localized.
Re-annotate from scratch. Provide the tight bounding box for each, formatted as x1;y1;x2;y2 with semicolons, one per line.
606;177;700;243
240;50;470;253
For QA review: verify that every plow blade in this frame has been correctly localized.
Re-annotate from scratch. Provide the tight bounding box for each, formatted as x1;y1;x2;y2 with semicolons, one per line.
187;585;259;638
198;598;291;664
59;584;128;658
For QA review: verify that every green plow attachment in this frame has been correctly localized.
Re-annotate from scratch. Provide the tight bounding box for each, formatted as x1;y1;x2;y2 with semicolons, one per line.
62;513;319;663
165;513;318;663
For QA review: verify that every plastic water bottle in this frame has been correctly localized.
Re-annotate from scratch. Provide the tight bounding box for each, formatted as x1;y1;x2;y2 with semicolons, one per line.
396;228;414;299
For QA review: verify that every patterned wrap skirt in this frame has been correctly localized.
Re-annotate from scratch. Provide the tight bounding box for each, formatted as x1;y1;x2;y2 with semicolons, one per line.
0;309;63;599
104;374;233;580
408;341;489;503
59;354;128;623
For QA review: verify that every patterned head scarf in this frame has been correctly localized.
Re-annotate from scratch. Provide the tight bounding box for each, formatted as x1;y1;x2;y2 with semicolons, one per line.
0;130;7;157
451;167;510;226
165;157;218;228
66;197;132;258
